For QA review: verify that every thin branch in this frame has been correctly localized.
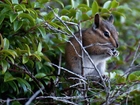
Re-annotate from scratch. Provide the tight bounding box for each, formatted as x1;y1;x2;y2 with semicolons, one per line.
70;82;85;88
123;42;140;76
45;22;71;36
8;62;43;91
105;80;111;105
25;87;44;105
78;22;89;104
50;63;87;83
66;40;82;58
124;64;140;77
130;41;140;66
55;53;62;85
1;96;85;105
109;81;140;104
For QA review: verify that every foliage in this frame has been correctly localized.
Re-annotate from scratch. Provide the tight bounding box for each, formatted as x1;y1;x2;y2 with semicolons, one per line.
0;0;140;105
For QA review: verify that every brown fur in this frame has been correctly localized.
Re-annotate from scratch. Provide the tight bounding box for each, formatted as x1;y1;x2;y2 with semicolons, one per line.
65;14;119;78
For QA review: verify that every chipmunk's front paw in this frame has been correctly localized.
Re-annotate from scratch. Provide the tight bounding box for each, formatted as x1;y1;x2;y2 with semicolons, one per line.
111;49;119;57
106;49;119;57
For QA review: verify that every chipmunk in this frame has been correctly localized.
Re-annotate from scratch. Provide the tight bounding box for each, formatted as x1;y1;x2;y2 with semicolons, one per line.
65;14;119;79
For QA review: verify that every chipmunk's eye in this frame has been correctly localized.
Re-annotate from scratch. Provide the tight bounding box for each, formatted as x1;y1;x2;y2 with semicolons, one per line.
104;31;110;37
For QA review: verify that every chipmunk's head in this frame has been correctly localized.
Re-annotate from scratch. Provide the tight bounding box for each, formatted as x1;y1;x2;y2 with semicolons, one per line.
93;14;119;49
90;14;119;57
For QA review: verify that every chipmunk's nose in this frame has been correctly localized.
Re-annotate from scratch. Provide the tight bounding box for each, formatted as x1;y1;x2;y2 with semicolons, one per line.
116;42;119;48
112;41;118;48
111;38;119;48
113;39;119;48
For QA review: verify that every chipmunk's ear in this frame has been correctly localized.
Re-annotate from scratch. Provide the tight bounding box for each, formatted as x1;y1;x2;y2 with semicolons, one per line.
108;15;114;23
94;14;100;28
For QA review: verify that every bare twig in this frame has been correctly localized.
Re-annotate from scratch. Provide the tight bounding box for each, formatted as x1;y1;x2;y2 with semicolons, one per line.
55;53;62;85
1;96;85;105
45;22;71;36
66;40;82;58
25;87;44;105
50;63;87;83
6;98;10;105
7;62;43;91
70;82;85;88
78;22;89;104
105;80;111;105
124;65;140;76
130;41;140;66
124;41;140;76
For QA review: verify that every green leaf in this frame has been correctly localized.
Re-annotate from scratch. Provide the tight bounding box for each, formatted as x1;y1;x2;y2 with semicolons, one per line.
112;70;124;75
37;42;42;52
117;5;132;12
36;61;43;70
115;74;126;84
110;0;119;8
11;0;19;4
71;0;80;8
22;55;29;64
26;8;38;19
128;74;138;82
86;10;92;17
128;71;140;82
35;73;46;78
44;11;55;20
61;9;70;16
3;38;9;50
138;76;140;81
25;44;31;56
103;1;111;9
32;53;42;61
13;21;23;31
10;13;18;23
7;56;14;64
4;0;12;5
68;9;76;18
50;22;63;29
4;72;16;82
1;60;9;74
135;24;140;30
18;13;35;25
135;95;140;105
77;4;90;12
1;6;11;14
8;81;19;94
54;0;64;8
0;34;4;49
86;0;89;7
38;27;46;38
113;11;126;19
132;71;140;76
17;78;31;93
76;10;82;21
11;101;22;105
14;4;26;11
38;0;49;3
42;55;50;62
60;16;70;21
0;15;5;25
0;49;17;58
101;8;109;13
82;14;89;20
92;0;99;15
